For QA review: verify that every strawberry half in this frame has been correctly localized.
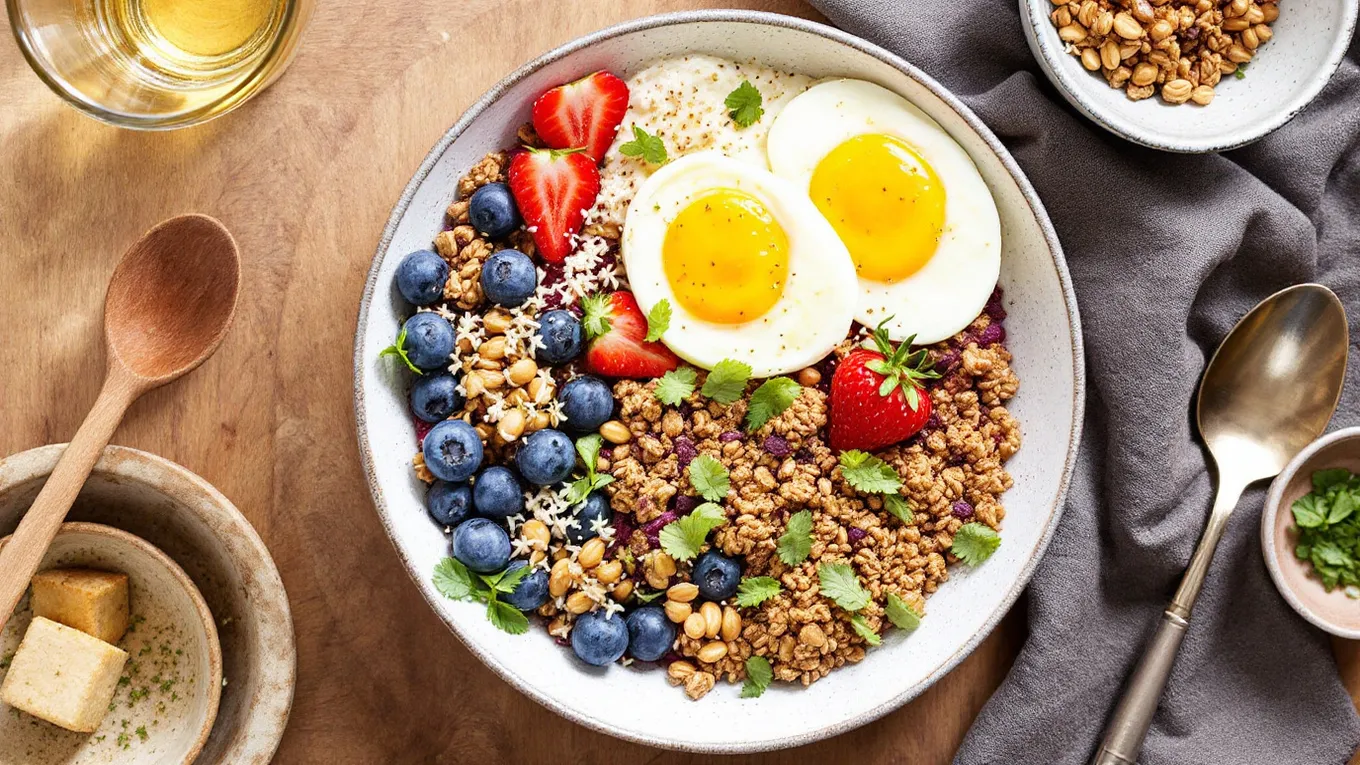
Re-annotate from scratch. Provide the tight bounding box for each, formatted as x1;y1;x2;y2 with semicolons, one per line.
507;148;600;264
828;320;941;452
532;71;629;163
581;291;680;378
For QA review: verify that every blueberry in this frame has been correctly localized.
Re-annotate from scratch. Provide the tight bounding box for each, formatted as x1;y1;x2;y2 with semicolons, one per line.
566;491;613;544
450;517;511;573
625;606;676;662
422;420;484;482
535;310;583;365
427;480;473;527
401;313;456;371
473;466;524;519
410;373;464;423
395;249;450;306
570;610;629;667
558;376;615;434
693;550;742;602
516;429;575;486
479;249;538;307
468;182;521;239
501;561;549;611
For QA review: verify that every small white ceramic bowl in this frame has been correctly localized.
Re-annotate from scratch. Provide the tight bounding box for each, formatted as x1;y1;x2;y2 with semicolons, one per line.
1;523;222;764
1020;0;1358;152
355;10;1084;753
0;445;295;764
1263;427;1360;638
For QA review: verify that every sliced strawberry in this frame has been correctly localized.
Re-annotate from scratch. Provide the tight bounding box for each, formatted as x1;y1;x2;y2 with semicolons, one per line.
531;71;629;163
507;148;600;264
581;291;680;378
828;320;941;452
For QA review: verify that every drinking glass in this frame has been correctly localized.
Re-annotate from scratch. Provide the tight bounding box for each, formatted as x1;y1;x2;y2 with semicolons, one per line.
7;0;313;129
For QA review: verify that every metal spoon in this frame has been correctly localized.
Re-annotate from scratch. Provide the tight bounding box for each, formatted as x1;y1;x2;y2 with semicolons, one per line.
1091;283;1349;764
0;214;240;632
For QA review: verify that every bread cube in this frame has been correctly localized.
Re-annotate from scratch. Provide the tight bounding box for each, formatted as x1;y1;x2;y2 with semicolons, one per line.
30;568;130;644
0;617;128;733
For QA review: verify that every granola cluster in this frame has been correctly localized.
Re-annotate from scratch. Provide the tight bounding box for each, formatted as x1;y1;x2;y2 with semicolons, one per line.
1049;0;1279;104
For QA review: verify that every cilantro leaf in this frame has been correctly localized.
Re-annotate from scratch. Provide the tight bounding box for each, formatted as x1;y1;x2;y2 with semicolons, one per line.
486;599;530;634
745;377;802;432
1329;491;1356;525
379;326;422;373
817;562;871;612
1293;494;1327;529
952;522;1001;565
432;557;476;601
776;510;813;566
581;293;613;342
740;655;773;698
658;502;727;561
702;359;752;403
482;564;531;595
839;451;904;494
1315;469;1353;492
644;298;672;343
655;367;698;406
884;494;915;525
725;80;764;128
689;454;730;502
618;125;668;164
634;589;666;603
885;592;921;632
565;434;615;504
735;576;782;608
849;612;881;646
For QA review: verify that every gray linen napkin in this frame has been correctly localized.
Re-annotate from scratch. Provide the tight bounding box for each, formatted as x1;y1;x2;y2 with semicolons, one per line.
805;1;1360;762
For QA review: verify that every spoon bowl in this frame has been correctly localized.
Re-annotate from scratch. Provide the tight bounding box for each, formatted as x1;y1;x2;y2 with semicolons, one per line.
1094;283;1349;765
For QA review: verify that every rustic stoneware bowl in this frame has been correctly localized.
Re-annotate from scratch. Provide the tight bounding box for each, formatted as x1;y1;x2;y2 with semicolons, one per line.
1019;0;1358;152
0;523;222;764
0;445;294;764
1263;427;1360;638
354;11;1085;752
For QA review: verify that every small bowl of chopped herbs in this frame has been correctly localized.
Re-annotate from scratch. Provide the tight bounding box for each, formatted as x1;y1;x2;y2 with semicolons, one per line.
1263;426;1360;638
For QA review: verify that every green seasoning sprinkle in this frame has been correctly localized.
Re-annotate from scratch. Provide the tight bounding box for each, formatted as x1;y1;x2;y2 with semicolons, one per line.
1292;468;1360;591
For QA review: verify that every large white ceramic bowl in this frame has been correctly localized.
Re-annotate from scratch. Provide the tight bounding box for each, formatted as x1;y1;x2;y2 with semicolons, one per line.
355;11;1084;753
1020;0;1358;152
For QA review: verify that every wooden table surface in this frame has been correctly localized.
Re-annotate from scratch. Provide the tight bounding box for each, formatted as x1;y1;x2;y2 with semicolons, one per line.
1;0;1356;762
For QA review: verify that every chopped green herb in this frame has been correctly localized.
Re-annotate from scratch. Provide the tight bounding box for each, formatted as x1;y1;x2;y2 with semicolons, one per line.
817;562;871;612
1236;62;1249;79
735;576;782;608
1292;468;1360;591
725;80;765;127
655;367;698;406
618;125;669;164
634;589;666;604
839;450;904;494
776;510;813;566
745;377;802;432
883;494;915;525
431;556;529;635
379;326;422;374
849;612;881;646
701;359;753;404
885;592;921;632
688;454;730;502
432;557;477;601
659;503;727;561
135;725;148;742
565;434;615;504
951;523;1001;566
644;298;672;342
486;599;529;634
580;293;613;341
741;655;773;698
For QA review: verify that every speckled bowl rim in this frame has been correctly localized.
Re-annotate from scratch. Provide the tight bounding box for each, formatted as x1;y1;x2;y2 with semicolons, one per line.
353;10;1086;753
1019;0;1358;153
1262;426;1360;639
1;521;225;764
0;444;296;764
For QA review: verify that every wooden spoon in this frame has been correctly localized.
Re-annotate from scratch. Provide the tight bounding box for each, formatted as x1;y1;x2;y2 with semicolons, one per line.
0;214;240;631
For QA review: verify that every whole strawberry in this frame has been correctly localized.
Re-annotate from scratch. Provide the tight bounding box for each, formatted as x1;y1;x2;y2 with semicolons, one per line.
829;320;940;452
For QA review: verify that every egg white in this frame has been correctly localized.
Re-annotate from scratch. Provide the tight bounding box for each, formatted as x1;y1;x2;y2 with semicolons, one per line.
766;79;1002;344
621;152;859;377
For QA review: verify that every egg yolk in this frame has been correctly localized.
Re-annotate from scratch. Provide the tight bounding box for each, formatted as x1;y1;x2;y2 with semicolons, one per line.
809;133;946;283
662;189;790;324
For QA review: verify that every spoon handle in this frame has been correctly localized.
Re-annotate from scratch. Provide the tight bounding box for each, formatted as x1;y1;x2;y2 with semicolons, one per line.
0;371;138;631
1090;476;1249;765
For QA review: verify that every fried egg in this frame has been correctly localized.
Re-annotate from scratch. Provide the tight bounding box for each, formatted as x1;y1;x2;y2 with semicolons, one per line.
767;79;1002;344
622;152;858;377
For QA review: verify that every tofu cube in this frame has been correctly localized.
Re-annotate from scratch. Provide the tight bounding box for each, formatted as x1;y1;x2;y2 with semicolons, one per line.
30;568;130;645
0;617;128;733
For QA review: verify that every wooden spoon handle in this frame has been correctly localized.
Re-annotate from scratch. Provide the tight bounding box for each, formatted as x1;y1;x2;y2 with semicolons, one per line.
0;372;139;630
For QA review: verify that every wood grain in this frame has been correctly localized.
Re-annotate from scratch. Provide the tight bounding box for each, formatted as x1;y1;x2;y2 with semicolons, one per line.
1;0;1355;762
